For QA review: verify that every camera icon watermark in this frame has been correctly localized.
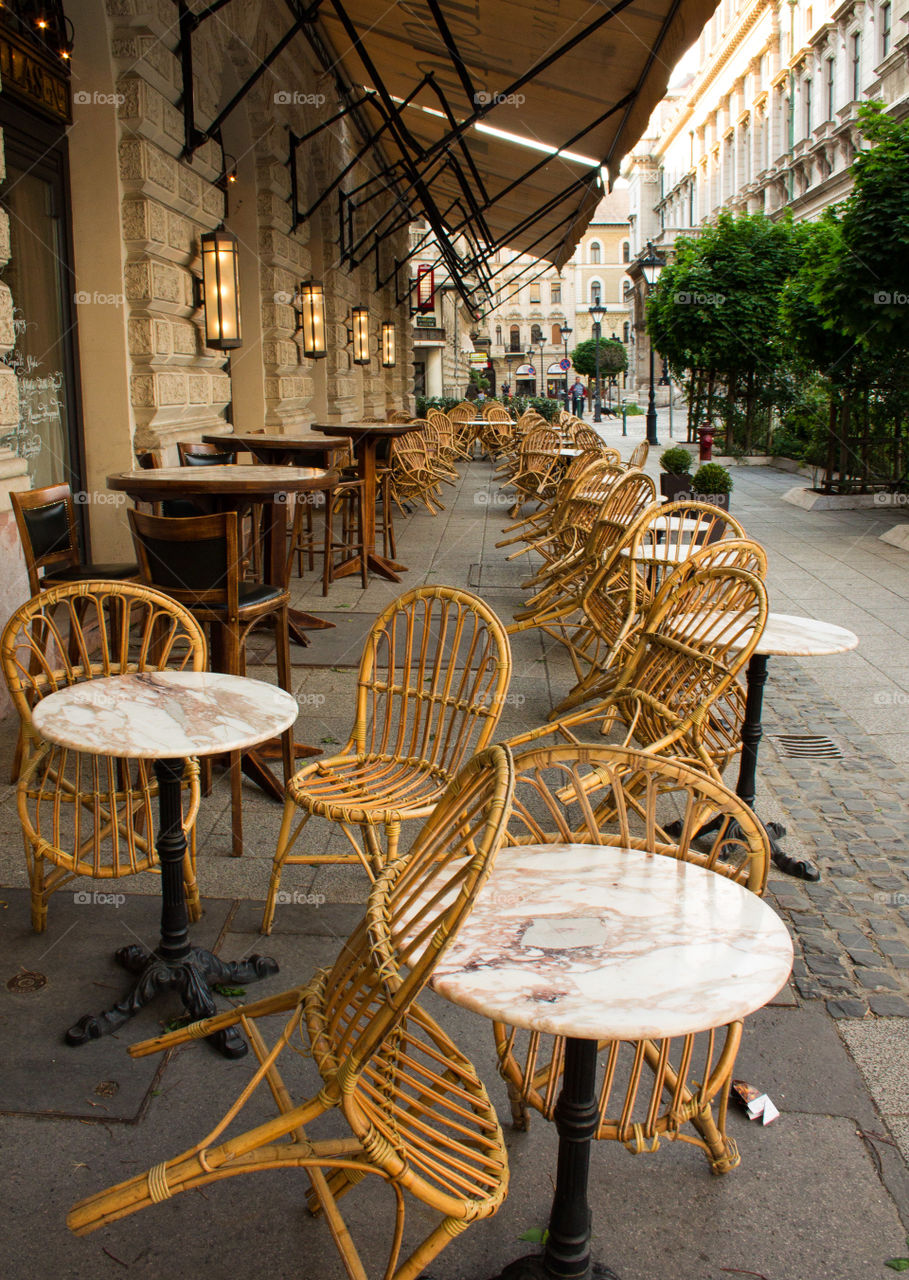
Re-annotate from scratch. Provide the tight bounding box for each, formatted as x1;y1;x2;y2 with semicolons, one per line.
274;91;327;107
874;291;909;305
873;491;909;506
74;291;125;307
74;890;126;907
73;490;127;507
274;890;327;906
73;91;125;107
872;690;909;705
874;891;909;907
474;90;525;107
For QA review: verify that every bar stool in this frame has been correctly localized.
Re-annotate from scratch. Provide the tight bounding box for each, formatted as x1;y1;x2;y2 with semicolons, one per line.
287;477;368;593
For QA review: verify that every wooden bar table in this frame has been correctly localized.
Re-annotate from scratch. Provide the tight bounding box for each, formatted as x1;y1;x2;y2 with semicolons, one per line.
108;463;336;647
423;843;793;1280
310;422;419;582
201;431;348;471
33;671;296;1059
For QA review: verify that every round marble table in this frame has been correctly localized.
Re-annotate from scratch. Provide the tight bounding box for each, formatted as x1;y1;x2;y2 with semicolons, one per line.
310;423;419;582
32;671;297;1058
429;843;792;1280
674;610;859;881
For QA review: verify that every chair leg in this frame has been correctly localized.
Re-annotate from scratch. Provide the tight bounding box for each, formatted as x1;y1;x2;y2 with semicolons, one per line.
355;485;368;589
321;486;335;596
27;838;48;934
274;606;295;786
262;799;308;934
219;621;245;859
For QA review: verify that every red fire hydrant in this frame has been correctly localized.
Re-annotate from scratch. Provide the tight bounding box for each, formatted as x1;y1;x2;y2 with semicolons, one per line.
698;426;716;462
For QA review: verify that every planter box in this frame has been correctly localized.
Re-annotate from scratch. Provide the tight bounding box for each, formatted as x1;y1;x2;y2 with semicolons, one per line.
660;473;693;501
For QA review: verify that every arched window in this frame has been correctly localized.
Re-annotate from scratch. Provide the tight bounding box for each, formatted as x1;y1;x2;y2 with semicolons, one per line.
590;281;602;306
623;321;630;343
495;324;502;345
622;240;630;263
620;276;631;301
551;323;562;346
589;241;601;264
530;323;543;345
509;324;521;352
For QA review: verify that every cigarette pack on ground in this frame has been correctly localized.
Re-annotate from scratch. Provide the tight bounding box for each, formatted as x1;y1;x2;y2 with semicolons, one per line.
731;1079;781;1125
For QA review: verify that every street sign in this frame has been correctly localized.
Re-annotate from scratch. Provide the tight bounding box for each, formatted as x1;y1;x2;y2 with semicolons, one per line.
559;357;571;371
415;314;437;327
526;365;535;376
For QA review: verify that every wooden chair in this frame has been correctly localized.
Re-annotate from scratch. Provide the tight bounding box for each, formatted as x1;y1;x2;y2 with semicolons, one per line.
68;744;515;1280
128;510;294;858
262;584;512;930
499;426;560;516
492;743;770;1174
0;581;204;932
11;484;138;597
177;440;238;466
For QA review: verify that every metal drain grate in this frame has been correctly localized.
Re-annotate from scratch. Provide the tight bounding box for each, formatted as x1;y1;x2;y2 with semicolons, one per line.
771;734;843;760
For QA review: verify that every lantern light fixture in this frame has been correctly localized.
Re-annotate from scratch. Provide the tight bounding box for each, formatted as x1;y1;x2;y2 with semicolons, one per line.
381;321;396;368
199;228;242;350
294;280;327;360
348;306;370;365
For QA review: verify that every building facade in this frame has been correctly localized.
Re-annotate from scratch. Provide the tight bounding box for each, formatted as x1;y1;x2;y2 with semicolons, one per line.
0;0;413;659
468;189;633;403
624;0;909;392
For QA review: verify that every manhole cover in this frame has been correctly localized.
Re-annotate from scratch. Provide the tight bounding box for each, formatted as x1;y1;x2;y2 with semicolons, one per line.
94;1080;120;1098
6;970;47;993
771;734;843;760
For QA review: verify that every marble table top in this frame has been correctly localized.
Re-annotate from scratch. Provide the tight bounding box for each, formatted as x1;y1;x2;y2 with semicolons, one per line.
620;539;702;563
423;844;793;1041
673;609;859;658
540;447;583;458
32;671;298;760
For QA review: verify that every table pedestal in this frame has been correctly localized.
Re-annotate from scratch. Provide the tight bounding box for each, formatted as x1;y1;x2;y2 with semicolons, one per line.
492;1039;619;1280
64;758;278;1058
737;654;820;882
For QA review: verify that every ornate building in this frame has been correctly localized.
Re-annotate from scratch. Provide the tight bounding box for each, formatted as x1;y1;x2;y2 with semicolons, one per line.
468;189;632;401
624;0;909;393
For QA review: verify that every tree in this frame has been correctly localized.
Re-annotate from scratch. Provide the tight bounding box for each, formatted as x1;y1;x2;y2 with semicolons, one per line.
570;337;627;379
647;212;802;450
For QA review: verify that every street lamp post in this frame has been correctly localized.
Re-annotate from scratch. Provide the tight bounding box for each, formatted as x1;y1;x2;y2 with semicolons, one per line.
587;302;607;423
538;341;546;399
559;325;572;411
639;240;666;448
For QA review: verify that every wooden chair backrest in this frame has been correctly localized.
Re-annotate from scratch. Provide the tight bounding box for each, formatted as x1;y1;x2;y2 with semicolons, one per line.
11;484;80;595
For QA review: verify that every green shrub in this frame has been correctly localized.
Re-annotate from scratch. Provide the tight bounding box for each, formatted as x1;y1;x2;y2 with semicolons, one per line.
509;396;562;422
691;462;733;495
415;395;459;417
659;446;693;474
623;402;643;416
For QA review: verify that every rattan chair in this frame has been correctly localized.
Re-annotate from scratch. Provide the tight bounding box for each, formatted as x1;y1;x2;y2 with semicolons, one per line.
510;561;769;786
388;433;446;515
1;581;205;933
68;744;515;1280
627;441;650;468
262;585;512;930
491;743;770;1175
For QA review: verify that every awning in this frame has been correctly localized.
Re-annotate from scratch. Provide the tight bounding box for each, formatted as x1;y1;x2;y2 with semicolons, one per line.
315;0;720;276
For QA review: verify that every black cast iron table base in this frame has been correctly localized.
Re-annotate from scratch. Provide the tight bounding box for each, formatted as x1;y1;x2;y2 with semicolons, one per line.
64;757;279;1059
737;653;820;882
481;1038;620;1280
65;944;278;1059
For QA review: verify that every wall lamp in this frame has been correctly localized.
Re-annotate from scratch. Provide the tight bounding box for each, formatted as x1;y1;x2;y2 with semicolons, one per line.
294;280;327;360
381;321;396;368
197;228;242;350
347;306;371;365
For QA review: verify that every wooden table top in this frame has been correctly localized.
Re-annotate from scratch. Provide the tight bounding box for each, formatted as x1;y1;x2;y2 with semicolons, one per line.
201;432;348;453
108;465;337;497
310;422;420;440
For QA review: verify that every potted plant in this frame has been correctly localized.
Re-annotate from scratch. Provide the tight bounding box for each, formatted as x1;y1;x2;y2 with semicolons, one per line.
659;446;693;500
691;462;733;511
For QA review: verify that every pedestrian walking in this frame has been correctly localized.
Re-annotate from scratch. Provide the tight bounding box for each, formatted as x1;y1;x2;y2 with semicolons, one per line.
570;378;587;417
